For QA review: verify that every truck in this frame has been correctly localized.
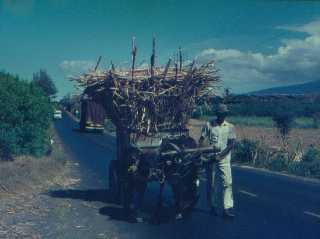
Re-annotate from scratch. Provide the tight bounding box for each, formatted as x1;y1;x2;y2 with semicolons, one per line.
79;93;106;133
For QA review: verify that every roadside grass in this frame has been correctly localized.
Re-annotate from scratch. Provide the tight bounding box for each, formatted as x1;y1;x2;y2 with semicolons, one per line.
0;129;68;196
233;139;320;179
0;128;74;239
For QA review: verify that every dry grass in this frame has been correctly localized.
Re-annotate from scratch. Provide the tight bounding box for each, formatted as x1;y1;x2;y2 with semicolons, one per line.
236;126;320;151
0;130;69;198
0;130;75;238
188;118;320;151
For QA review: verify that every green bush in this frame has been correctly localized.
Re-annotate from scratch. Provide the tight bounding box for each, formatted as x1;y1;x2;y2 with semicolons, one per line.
268;153;289;171
233;139;320;179
272;111;294;139
305;160;320;178
233;139;259;163
0;72;53;159
289;160;320;179
302;147;320;162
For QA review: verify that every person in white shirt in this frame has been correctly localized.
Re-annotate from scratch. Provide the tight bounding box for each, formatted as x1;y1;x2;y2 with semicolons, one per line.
199;103;236;218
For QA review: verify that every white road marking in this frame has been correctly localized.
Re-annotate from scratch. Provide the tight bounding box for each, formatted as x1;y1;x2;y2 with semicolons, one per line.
238;190;258;198
304;211;320;219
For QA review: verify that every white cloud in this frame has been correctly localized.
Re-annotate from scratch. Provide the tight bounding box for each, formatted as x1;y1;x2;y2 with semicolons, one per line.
277;19;320;36
59;60;95;73
197;19;320;93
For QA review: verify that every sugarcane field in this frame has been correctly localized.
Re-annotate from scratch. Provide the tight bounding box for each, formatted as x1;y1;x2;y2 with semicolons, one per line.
1;1;320;239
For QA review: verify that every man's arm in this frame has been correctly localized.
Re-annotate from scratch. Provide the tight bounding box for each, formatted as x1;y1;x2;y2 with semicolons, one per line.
216;124;236;160
198;123;208;146
216;139;235;160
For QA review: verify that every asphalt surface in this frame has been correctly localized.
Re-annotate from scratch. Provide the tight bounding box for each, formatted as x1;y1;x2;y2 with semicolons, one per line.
53;112;320;239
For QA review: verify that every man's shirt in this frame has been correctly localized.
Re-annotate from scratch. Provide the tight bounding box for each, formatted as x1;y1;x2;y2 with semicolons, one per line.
200;120;236;162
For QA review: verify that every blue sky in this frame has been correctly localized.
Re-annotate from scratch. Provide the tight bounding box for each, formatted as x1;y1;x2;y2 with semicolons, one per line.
1;0;320;97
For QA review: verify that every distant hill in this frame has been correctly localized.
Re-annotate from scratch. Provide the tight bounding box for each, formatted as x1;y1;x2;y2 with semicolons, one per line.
250;80;320;95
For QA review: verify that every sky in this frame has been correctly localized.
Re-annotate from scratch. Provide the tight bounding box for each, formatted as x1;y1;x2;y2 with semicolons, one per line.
1;0;320;97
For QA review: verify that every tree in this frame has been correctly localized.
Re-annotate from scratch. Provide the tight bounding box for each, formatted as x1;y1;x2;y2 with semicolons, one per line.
33;69;57;97
0;72;53;159
272;110;294;154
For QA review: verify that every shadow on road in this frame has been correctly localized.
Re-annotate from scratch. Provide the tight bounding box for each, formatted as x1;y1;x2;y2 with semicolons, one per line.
47;188;154;223
48;189;129;221
48;188;180;224
71;128;105;135
48;189;113;203
99;206;130;222
99;204;177;224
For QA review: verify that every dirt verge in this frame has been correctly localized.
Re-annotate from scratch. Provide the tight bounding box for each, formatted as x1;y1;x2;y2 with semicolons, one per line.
0;130;78;239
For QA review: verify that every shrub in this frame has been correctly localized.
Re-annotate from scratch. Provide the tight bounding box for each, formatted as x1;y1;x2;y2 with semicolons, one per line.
305;160;320;178
289;160;320;179
302;147;320;163
233;139;259;164
272;111;294;153
0;72;53;159
268;153;289;171
272;112;294;138
233;138;320;179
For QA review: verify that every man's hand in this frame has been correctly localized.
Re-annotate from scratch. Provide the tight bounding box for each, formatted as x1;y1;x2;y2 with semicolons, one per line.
201;152;220;163
217;139;236;160
214;152;224;161
128;164;138;173
200;155;210;162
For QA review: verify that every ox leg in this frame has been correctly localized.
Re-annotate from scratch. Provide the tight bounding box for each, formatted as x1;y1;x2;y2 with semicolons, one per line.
151;181;165;224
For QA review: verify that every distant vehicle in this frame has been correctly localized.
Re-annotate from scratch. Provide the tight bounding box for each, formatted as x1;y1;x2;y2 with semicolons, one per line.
53;109;62;119
82;121;104;133
79;95;106;133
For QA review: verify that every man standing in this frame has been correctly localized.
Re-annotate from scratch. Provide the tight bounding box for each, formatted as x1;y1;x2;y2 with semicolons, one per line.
199;104;236;218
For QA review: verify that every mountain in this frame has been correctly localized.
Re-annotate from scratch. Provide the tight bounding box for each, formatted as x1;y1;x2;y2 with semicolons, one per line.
250;80;320;95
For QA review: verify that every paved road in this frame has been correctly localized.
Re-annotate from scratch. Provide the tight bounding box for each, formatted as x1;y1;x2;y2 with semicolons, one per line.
54;112;320;239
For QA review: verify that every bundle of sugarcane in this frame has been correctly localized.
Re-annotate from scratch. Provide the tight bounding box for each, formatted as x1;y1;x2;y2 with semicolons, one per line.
70;38;220;139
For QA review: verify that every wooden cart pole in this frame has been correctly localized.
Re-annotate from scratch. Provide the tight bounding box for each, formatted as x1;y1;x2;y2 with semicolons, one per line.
179;47;182;72
131;37;137;81
116;127;131;211
150;35;156;78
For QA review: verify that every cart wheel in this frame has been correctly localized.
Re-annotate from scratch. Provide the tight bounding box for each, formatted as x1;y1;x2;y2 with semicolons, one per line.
108;160;121;203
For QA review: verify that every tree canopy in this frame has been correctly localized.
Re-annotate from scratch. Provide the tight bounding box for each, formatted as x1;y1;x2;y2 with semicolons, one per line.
0;72;53;159
33;69;57;97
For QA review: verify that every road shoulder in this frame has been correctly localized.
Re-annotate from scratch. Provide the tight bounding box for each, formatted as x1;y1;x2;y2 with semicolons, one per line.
0;130;80;238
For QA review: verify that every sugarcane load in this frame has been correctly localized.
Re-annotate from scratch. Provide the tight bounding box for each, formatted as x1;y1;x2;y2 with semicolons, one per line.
70;37;221;222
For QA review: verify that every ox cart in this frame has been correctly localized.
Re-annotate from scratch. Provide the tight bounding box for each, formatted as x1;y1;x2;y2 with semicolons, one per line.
71;38;219;220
